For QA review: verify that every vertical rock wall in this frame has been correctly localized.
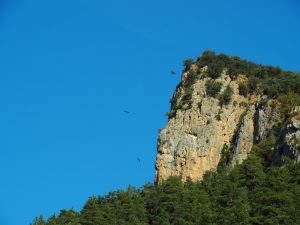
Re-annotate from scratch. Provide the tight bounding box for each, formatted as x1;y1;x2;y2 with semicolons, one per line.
155;65;299;183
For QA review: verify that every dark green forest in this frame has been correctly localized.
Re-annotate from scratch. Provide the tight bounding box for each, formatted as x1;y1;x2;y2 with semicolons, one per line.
32;137;300;225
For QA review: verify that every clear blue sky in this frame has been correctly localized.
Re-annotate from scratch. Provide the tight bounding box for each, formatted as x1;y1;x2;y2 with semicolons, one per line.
0;0;299;224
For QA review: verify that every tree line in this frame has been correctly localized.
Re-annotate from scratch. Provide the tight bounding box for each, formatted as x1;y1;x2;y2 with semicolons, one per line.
32;136;300;225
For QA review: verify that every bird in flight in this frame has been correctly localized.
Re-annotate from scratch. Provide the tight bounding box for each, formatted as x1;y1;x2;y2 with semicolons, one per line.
171;71;176;75
123;110;130;114
137;157;141;163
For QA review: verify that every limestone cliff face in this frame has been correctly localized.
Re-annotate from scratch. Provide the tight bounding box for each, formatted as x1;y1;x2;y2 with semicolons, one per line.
155;64;300;183
273;107;300;165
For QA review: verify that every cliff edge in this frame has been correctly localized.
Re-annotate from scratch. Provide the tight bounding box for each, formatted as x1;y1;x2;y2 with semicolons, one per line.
155;51;300;183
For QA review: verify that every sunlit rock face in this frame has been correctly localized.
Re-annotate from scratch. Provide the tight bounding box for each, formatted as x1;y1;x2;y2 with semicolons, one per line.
155;64;299;183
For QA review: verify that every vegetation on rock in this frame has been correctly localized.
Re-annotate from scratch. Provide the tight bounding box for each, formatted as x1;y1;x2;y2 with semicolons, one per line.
205;80;222;98
238;82;249;97
218;85;234;106
168;50;300;119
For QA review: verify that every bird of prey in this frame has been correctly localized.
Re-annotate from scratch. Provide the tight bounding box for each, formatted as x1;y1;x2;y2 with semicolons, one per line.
171;71;176;75
123;110;130;114
137;157;141;163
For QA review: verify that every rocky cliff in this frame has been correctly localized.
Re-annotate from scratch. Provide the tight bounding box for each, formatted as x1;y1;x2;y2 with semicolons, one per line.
155;51;300;183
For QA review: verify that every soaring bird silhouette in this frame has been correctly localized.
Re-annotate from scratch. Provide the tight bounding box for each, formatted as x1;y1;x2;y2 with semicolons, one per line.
123;110;130;114
171;71;176;75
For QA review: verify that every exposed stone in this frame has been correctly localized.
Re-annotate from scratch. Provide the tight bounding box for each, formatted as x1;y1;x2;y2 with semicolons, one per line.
254;99;281;143
274;115;300;165
155;67;254;183
229;105;255;166
155;63;300;183
155;62;299;183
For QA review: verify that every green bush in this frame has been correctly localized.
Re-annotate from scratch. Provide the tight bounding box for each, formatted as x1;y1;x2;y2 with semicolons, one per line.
278;92;300;115
263;75;300;97
238;82;249;97
197;50;217;67
248;76;259;93
181;88;193;103
184;70;198;88
196;50;224;79
219;86;234;105
183;58;193;71
262;78;281;97
205;80;222;98
206;62;224;79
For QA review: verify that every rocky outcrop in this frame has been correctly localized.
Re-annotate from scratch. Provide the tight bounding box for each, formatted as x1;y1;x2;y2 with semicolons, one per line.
273;108;300;165
253;100;281;143
155;64;300;183
229;105;255;166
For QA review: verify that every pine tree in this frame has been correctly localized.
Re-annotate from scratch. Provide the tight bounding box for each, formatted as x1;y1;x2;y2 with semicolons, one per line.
56;209;79;225
30;216;46;225
251;167;295;225
182;179;215;225
79;196;102;225
112;187;148;225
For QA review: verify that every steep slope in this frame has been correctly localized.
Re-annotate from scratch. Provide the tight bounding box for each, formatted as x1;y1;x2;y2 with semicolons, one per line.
155;51;300;183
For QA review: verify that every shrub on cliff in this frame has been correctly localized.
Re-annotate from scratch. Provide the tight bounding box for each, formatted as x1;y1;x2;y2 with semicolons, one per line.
278;92;300;115
248;76;259;93
196;50;300;99
183;58;193;71
219;86;233;105
197;50;217;67
238;82;249;97
205;80;222;98
206;63;224;79
196;51;224;79
263;74;300;98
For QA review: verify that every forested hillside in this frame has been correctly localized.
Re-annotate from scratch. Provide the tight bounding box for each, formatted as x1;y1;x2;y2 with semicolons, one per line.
32;137;300;225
